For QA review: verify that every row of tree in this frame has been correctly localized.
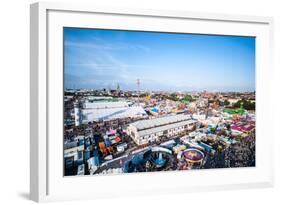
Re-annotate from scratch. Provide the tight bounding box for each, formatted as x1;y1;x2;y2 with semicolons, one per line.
232;99;255;110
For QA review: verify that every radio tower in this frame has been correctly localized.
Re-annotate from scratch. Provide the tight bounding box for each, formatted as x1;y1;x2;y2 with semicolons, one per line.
137;79;140;105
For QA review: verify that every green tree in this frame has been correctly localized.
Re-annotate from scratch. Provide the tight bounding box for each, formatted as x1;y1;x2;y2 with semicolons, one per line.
233;99;255;110
224;100;230;106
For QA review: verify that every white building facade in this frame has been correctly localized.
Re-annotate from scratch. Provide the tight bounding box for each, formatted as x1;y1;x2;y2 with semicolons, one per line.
127;114;198;145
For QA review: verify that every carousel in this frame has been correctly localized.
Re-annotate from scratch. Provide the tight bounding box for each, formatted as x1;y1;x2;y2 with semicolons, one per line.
178;148;205;169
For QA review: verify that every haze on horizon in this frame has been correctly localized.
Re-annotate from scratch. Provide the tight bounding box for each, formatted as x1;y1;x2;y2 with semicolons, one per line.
64;28;255;92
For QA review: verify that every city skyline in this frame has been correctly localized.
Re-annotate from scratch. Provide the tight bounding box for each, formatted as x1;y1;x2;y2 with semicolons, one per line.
64;27;255;92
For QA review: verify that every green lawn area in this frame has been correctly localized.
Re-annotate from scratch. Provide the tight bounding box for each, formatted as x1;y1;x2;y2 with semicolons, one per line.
223;108;245;115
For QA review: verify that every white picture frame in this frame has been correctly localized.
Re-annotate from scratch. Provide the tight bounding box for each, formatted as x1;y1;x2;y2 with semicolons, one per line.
30;2;274;202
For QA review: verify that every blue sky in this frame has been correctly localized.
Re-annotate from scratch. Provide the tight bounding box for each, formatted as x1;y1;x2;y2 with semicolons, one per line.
64;27;255;92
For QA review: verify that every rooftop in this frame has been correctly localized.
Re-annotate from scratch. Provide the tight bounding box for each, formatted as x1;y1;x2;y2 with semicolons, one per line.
83;101;129;109
81;106;147;122
137;119;197;137
183;148;205;162
130;114;192;131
